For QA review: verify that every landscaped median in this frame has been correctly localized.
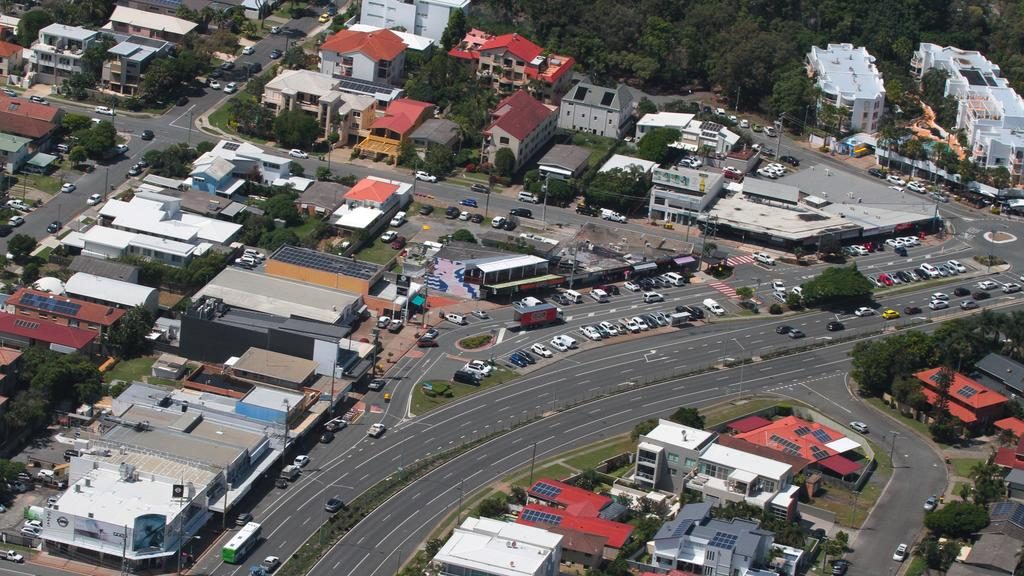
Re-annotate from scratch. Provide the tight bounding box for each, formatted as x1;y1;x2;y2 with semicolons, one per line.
411;367;516;415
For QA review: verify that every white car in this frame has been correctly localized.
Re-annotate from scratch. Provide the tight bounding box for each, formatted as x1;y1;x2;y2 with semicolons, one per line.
771;280;785;292
293;455;310;468
1003;282;1022;294
888;185;904;193
756;167;777;179
376;315;392;328
978;280;999;290
288;149;308;159
458;211;470;221
753;252;774;265
380;231;397;242
739;119;749;128
624;281;641;292
115;144;129;154
642;291;664;303
906;181;926;193
549;337;569;352
223;82;238;94
87;193;102;205
929;300;949;310
932;292;950;301
886;175;906;186
632;316;650;331
414;170;437;182
367;423;386;437
242;46;255;55
464;360;493;377
764;126;777;137
946;259;965;272
61;183;76;193
8;216;24;227
849;421;869;434
790;286;803;297
94;106;114;116
552;335;577;349
884;238;905;248
854;307;874;317
599;321;619;336
892;543;908;562
20;526;40;538
579;326;602;341
209;80;221;90
530;343;553;358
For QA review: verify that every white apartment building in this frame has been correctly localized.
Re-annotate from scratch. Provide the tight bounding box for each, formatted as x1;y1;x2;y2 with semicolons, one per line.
359;0;470;43
558;82;634;139
648;165;726;224
636;419;716;493
635;112;740;155
806;43;886;133
29;24;100;85
913;43;1024;185
430;517;563;576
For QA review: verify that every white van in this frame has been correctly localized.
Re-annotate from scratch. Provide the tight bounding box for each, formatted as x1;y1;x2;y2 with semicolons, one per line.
520;296;543;307
517;191;539;203
920;263;940;278
662;272;685;286
600;208;627;223
563;290;583;303
56;143;70;154
590;289;609;303
389;211;406;226
703;298;726;316
444;313;467;325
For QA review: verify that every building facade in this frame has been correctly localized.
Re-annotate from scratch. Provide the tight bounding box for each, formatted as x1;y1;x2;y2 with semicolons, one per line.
359;0;470;43
101;35;172;96
29;24;100;85
0;40;24;82
558;82;634;139
481;90;557;173
319;28;406;85
806;43;886;133
648;166;725;224
473;33;574;104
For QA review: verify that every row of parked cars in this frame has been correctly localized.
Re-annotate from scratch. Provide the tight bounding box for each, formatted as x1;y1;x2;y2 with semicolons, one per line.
867;259;967;288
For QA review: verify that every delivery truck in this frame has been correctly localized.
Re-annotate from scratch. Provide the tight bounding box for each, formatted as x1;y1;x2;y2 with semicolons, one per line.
512;303;564;329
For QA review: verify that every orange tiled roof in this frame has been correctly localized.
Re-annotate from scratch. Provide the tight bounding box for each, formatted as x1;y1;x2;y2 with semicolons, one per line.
321;28;405;61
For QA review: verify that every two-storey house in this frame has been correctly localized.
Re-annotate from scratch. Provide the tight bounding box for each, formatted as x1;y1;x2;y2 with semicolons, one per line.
262;69;376;143
30;24;100;85
480;90;556;173
319;28;406;85
6;288;125;343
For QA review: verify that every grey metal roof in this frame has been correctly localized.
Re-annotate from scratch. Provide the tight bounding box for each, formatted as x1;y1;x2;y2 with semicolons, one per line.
1006;468;1024;486
410;118;460;146
742;178;802;205
69;256;139;282
976;352;1024;393
538;144;591;173
563;82;632;111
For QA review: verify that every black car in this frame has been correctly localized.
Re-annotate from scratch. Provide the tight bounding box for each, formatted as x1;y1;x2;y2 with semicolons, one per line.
509;207;533;218
973;290;991;300
141;129;154;141
319;430;334;443
779;155;800;166
221;61;235;70
246;62;262;74
47;220;61;233
176;96;189;106
325;497;345;513
445;206;460;219
953;287;971;297
269;49;283;59
501;219;517;231
896;271;912;283
136;159;149;168
0;225;12;237
776;325;791;334
827;321;845;331
418;204;434;215
904;306;922;315
209;68;223;78
470;213;484;223
576;205;599;216
470;183;489;194
275;477;289;488
128;165;142;176
515;349;536;364
831;559;850;576
684;305;705;320
868;167;885;178
368;378;386;391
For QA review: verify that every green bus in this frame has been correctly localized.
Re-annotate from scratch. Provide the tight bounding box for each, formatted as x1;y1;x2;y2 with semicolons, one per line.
222;522;262;564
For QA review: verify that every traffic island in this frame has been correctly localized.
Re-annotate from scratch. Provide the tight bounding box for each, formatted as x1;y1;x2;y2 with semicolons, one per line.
410;367;516;415
455;333;494;351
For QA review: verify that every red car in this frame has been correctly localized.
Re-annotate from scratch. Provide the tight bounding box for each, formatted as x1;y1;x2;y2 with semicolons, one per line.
878;273;893;286
722;166;744;181
416;338;438;348
390;236;407;249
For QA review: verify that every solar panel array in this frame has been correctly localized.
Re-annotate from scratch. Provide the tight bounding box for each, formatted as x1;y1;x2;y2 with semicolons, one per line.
957;385;978;399
20;292;81;316
992;501;1014;517
531;481;562;500
793;426;812;437
810;446;830;460
811;429;833;443
337;77;397;96
1013;504;1024;528
521;508;562;526
671;520;692;538
222;142;241;151
770;434;802;455
271;245;380;280
708;531;738;550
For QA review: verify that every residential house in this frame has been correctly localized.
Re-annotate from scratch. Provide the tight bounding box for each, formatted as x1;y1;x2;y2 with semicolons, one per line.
806;43;886;133
649;502;776;576
0;133;30;173
0;95;63;149
346;24;435;54
117;0;269;20
912;43;1024;185
105;6;198;44
261;69;376;143
0;312;98;354
913;367;1008;430
537;144;590;181
558;82;634;139
29;24;101;85
359;0;470;43
64;273;159;314
101;35;172;96
0;40;24;82
1006;470;1024;500
734;415;863;478
516;478;632;560
995;437;1024;471
296;180;347;217
61;225;204;267
635;112;740;155
68;256;140;283
465;33;574;104
409;118;460;154
6;288;125;343
648;165;725;225
97;192;242;247
0;347;22;396
0;15;18;41
480;90;557;173
975;352;1024;396
319;28;406;85
353;98;434;163
189;139;293;196
635;419;716;493
330;176;412;233
431;517;562;576
946;532;1022;576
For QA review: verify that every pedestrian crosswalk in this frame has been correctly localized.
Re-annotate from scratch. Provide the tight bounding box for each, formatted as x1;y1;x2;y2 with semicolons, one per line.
708;281;737;299
726;254;755;266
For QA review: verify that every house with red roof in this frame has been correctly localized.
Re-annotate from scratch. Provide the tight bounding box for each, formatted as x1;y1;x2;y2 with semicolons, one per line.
457;32;576;104
319;28;407;85
995;436;1024;471
517;503;633;560
0;94;63;149
354;98;434;164
526;478;612;517
0;40;23;83
914;367;1008;429
481;90;557;173
6;288;125;344
0;312;98;354
520;478;634;560
734;415;863;478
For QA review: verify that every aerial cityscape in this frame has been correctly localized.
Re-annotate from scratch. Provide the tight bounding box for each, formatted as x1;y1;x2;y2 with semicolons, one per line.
0;1;1021;576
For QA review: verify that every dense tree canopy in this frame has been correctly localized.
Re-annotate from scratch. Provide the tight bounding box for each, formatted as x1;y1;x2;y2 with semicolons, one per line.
274;109;321;150
800;266;873;307
924;502;989;539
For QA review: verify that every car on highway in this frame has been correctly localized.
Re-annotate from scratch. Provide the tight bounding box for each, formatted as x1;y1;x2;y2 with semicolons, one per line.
510;207;533;218
849;421;869;434
854;307;874;316
960;300;978;310
827;321;845;331
973;290;991;300
892;543;908;562
470;183;489;194
94;105;115;116
7;216;24;227
787;328;805;339
929;300;949;310
325;497;344;513
978;280;999;290
261;557;280;572
776;325;791;334
415;170;437;182
903;306;922;315
61;183;77;193
293;455;310;467
881;309;900;320
932;292;950;301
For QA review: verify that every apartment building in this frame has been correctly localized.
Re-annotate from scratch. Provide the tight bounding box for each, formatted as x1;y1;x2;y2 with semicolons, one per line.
558;82;634;139
471;33;574;104
262;69;376;143
430;516;563;576
101;35;172;96
635;419;717;493
106;6;197;44
29;24;100;85
647;165;726;224
481;90;557;173
319;28;406;85
806;43;886;133
359;0;470;42
913;43;1024;185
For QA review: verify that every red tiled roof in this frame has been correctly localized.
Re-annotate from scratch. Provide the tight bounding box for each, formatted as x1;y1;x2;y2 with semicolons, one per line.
727;415;772;433
818;453;861;476
369;99;434;136
996;417;1024;438
485;90;555;141
9;288;125;327
915;367;1008;410
0;95;60;122
0;347;21;366
528;478;610;517
0;312;97;350
517;504;633;548
0;40;21;58
735;415;851;462
0;95;60;139
995;446;1024;470
920;387;978;423
448;28;495;61
321;28;405;61
525;54;575;85
479;33;543;63
344;179;398;204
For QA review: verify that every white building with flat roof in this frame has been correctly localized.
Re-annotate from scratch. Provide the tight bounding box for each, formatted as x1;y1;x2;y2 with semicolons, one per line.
61;225;202;267
635;112;740;155
690;443;796;515
65;272;159;313
431;517;563;576
635;420;717;493
359;0;470;42
912;42;1024;185
29;24;101;85
648;165;726;224
807;43;886;133
99;192;241;246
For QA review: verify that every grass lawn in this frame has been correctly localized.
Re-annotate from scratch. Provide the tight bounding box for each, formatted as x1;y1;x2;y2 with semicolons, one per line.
563;434;634;471
702;397;789;427
353;237;399;265
504;463;577;489
570;132;616;167
865;439;893;476
35;247;53;261
808;480;883;528
864;397;949;447
410;367;517;415
950;457;983;477
291;217;323;241
15;173;62;195
102;356;157;383
208;96;269;143
904;556;927;576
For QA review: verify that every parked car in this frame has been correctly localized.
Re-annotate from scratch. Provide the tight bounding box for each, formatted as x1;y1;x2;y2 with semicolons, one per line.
61;183;77;193
269;49;283;59
867;167;884;178
531;343;553;358
8;216;24;227
418;204;434;215
892;543;908;562
288;149;308;159
779;155;800;166
390;236;407;249
47;220;61;233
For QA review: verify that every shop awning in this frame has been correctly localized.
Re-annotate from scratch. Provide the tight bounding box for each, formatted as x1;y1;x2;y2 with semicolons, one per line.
818;454;860;476
487;274;564;291
632;262;657;272
411;294;426;307
674;256;696;266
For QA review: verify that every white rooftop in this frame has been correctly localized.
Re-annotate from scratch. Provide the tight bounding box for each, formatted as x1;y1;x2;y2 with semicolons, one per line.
100;195;241;245
808;43;885;101
474;255;548;274
65;273;157;309
81;225;136;249
51;466;188;528
599;154;658;174
433;517;561;576
108;6;198;36
128;233;196;258
265;69;339;98
194;267;359;323
332;205;382;229
242;385;304;411
825;437;861;453
637;112;695;131
348;23;436;51
38;23;98;42
701;443;791;481
643;419;715;450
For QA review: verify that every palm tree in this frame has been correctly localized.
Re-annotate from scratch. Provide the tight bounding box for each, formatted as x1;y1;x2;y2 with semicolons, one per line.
878;123;900;168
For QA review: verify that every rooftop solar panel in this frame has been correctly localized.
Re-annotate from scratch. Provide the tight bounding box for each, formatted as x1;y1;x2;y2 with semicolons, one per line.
531;481;562;499
222;142;241;151
992;502;1014;517
337;77;400;96
270;245;381;280
20;292;82;316
708;531;738;550
793;426;812;437
521;508;562;526
957;385;978;399
810;446;830;460
770;434;801;455
811;429;833;443
1012;504;1024;528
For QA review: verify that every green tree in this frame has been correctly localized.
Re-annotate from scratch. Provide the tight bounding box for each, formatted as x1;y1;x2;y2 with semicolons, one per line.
273;109;320;150
475;492;508;518
289;161;304;177
636;98;658;117
396;140;418;168
68;146;88;165
61;113;93;133
281;46;308;70
17;10;53;47
918;537;960;571
260;228;300;250
451;229;477;243
735;286;754;301
263;193;301;226
850;330;938;396
439;7;468;51
631;418;657;441
970;461;1007;505
74;121;117;160
20;262;40;285
800;265;873;308
107;306;155;359
770;65;815;125
585;166;648;212
669;407;705;429
423;143;455;177
494;148;516;177
575;468;599;490
143;143;200;178
924;501;989;538
637;128;681;163
7;234;36;262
